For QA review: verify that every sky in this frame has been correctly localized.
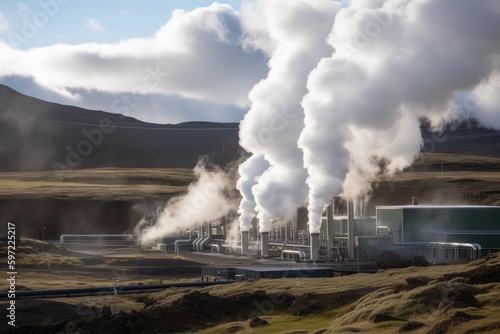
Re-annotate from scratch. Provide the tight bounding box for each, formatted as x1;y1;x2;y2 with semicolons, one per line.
2;0;500;235
0;0;256;124
0;1;240;48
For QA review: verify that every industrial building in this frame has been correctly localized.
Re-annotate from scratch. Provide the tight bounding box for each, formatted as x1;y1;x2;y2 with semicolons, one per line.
151;200;500;265
373;205;500;261
376;205;500;247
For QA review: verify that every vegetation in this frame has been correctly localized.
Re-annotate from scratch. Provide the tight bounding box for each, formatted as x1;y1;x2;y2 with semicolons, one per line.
4;241;500;333
0;168;194;200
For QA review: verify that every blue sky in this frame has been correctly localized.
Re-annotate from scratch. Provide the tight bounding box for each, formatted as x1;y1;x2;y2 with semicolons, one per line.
0;1;266;124
0;1;240;49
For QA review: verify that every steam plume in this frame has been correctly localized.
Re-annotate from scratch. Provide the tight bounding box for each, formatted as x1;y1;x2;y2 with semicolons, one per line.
238;0;339;232
236;154;268;232
299;0;500;232
142;158;236;240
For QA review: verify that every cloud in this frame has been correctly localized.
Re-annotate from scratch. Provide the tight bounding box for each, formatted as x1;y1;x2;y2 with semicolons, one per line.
238;0;339;232
0;12;8;33
0;3;268;123
85;18;104;32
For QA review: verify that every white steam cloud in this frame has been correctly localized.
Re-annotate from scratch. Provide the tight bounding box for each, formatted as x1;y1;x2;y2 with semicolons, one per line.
239;0;500;234
142;159;237;240
238;0;339;233
236;153;269;232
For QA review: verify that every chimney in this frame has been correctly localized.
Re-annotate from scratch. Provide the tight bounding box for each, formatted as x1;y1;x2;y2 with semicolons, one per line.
347;200;355;261
412;197;419;206
360;197;366;216
354;198;360;217
326;199;334;260
260;232;269;258
310;233;320;261
241;231;249;256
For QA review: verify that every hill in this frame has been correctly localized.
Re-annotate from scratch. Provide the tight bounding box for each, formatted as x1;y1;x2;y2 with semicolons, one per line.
2;84;500;173
0;85;240;172
2;245;500;333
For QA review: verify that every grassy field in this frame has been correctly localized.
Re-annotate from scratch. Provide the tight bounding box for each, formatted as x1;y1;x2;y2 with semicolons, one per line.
0;152;498;204
368;153;500;208
8;251;500;333
191;254;500;334
0;167;195;200
3;236;500;333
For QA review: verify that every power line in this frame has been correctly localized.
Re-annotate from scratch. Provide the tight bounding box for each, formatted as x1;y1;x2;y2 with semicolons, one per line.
16;116;238;131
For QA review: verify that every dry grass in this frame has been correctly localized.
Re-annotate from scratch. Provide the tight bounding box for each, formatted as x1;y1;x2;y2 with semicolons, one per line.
0;152;498;202
17;253;84;267
158;254;500;333
3;254;500;333
0;167;194;200
199;316;332;334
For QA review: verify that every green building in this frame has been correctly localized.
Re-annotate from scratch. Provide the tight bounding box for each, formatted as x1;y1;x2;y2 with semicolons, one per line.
376;205;500;250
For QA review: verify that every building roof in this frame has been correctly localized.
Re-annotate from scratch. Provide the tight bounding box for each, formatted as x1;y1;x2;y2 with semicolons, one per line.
376;205;500;209
332;216;376;220
421;230;500;235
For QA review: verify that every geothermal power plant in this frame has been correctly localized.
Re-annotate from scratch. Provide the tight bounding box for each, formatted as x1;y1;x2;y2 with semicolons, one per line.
131;198;500;279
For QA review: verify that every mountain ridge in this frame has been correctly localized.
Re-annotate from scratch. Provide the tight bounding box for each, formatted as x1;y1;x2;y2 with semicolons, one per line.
0;84;241;172
1;84;500;173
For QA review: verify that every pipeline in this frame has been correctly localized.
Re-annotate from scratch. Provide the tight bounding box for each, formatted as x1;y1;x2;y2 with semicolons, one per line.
192;224;202;250
207;243;222;253
60;234;142;244
0;281;238;301
269;242;310;250
392;241;482;260
174;239;194;254
281;249;307;261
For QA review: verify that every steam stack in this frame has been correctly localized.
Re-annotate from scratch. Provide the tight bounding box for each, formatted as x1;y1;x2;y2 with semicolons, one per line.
347;200;355;260
326;200;334;260
261;232;269;257
241;231;249;256
310;233;320;261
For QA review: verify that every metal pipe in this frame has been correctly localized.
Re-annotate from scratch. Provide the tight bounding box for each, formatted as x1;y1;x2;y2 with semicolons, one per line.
1;280;238;301
326;201;334;260
207;243;222;253
241;231;249;256
59;234;143;244
392;242;482;260
198;224;211;252
310;233;320;261
174;239;193;254
347;200;355;261
196;223;205;251
281;250;307;261
269;242;310;249
261;232;270;258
